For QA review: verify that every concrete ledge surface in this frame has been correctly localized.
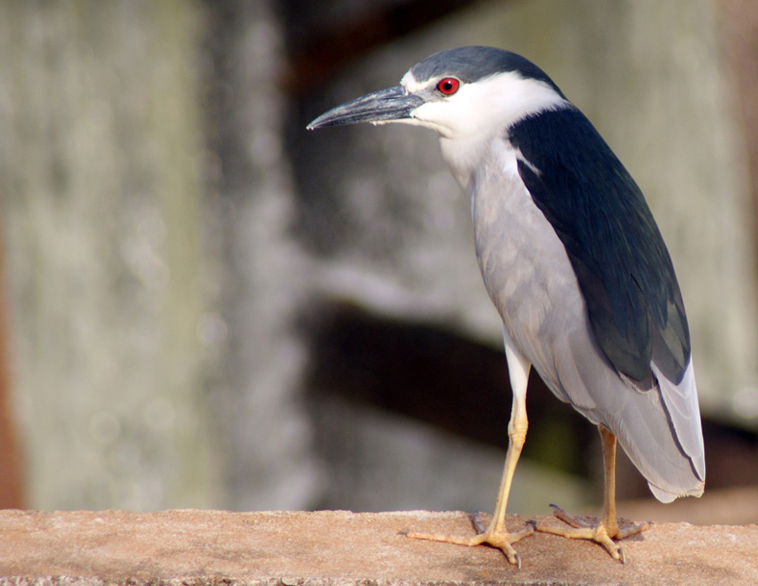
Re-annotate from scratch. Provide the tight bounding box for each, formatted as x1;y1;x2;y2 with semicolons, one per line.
0;509;756;585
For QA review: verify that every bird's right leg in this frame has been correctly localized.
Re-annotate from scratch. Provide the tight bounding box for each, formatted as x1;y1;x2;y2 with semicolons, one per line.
406;330;534;567
534;425;649;562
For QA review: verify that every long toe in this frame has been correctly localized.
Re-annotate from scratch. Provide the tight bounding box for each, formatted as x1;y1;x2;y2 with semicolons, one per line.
406;516;534;567
532;505;649;563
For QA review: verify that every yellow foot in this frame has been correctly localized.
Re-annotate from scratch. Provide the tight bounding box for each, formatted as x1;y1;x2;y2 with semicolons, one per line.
533;504;649;563
405;512;534;568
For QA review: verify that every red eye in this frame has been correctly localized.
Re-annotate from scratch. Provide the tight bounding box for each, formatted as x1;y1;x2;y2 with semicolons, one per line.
436;77;460;95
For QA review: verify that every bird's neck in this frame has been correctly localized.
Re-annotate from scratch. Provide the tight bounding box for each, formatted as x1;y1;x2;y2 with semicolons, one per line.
440;134;520;198
439;134;492;191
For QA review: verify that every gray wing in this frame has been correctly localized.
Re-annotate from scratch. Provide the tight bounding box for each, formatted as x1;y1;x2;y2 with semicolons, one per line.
545;320;705;502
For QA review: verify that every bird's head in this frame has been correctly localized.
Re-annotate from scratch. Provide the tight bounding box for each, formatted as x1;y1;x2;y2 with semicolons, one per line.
307;46;568;144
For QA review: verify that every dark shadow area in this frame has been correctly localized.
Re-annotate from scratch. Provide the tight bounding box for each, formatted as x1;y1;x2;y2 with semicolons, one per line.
303;301;758;500
303;302;596;479
279;0;491;95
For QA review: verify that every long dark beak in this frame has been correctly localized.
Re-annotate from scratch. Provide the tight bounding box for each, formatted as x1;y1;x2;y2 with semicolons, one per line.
307;85;424;130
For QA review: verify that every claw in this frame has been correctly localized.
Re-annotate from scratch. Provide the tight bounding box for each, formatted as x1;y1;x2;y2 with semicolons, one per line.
470;510;487;535
550;504;590;528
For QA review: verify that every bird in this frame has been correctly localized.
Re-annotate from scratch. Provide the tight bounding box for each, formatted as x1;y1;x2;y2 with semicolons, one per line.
307;46;705;566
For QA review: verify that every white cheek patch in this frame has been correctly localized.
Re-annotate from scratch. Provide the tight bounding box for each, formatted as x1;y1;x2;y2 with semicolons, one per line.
418;73;568;138
398;70;570;146
409;101;453;136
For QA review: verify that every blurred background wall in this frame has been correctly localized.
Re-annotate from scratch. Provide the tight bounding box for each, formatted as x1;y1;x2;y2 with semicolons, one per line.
0;0;757;524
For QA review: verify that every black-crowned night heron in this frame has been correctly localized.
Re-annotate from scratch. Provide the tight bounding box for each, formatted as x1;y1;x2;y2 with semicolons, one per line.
307;46;705;566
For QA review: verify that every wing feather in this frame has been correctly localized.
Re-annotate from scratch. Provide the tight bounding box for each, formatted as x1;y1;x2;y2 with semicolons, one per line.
508;107;690;386
505;107;705;494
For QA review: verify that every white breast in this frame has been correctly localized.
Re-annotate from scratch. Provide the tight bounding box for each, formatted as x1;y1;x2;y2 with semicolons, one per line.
461;138;587;380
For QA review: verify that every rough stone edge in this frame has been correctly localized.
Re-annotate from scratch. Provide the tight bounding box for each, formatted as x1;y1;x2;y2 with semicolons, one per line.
0;578;578;586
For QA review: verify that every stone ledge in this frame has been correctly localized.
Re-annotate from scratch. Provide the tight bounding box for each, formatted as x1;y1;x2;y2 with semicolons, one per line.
0;510;755;586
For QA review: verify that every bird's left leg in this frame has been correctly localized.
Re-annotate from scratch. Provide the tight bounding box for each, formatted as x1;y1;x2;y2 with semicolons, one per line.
533;425;648;562
406;331;534;567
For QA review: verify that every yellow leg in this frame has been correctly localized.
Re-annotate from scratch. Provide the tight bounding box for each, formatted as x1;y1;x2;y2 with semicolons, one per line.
600;425;619;535
407;332;534;567
535;425;649;563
